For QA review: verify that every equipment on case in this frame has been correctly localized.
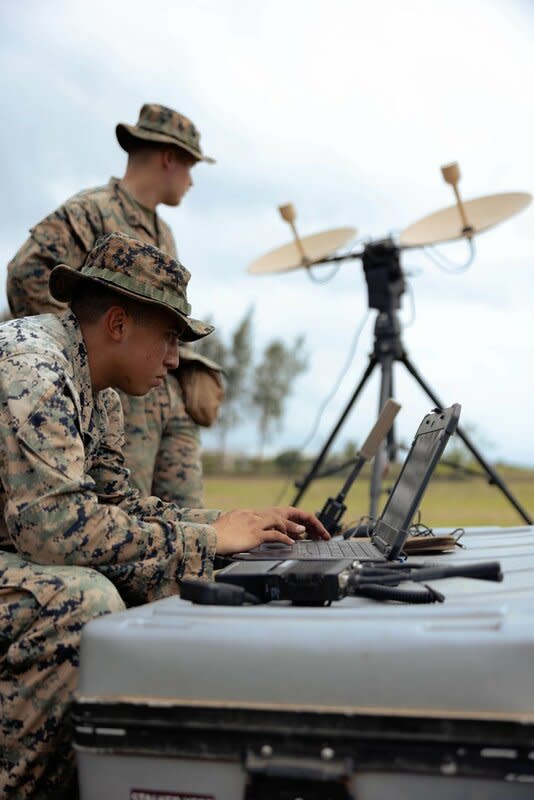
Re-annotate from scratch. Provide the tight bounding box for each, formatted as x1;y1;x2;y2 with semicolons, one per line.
182;557;503;607
234;403;460;563
248;162;532;524
316;397;400;535
73;526;533;800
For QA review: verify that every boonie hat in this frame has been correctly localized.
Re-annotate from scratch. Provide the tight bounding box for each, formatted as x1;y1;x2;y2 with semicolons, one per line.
116;103;215;164
49;232;213;342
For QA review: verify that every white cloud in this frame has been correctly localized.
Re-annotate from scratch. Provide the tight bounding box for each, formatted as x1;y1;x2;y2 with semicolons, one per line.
0;0;533;470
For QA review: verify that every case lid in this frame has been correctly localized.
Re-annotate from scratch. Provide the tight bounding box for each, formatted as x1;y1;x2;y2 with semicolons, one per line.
77;526;534;722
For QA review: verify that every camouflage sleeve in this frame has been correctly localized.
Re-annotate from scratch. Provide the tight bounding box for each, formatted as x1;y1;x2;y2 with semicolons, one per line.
0;357;217;604
6;199;102;318
150;374;205;507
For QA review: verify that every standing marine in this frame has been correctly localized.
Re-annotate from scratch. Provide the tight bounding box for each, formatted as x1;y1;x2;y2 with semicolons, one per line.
6;102;223;508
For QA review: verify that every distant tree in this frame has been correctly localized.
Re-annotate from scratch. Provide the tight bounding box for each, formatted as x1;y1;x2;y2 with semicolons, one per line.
195;312;309;461
275;448;302;475
444;423;492;473
342;440;359;462
251;335;308;456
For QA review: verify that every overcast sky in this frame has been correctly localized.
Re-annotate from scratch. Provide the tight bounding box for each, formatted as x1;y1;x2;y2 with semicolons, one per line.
1;0;533;467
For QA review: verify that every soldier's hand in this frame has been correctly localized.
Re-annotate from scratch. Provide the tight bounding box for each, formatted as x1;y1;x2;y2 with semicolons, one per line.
213;507;329;555
269;506;330;541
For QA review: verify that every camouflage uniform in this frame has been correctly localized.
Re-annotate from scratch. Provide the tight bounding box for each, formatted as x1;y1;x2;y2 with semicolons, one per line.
6;177;206;507
0;234;219;798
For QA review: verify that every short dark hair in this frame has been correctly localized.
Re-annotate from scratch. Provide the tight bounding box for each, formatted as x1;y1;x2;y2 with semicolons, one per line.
126;140;197;166
70;282;159;325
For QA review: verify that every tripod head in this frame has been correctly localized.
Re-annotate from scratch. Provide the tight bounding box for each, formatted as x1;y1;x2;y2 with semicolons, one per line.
361;239;405;314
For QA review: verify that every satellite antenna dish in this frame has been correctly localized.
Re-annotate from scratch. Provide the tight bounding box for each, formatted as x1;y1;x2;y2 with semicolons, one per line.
400;162;531;247
248;203;356;274
248;165;532;525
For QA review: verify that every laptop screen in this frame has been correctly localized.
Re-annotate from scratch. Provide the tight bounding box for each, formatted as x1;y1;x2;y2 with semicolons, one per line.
372;405;460;557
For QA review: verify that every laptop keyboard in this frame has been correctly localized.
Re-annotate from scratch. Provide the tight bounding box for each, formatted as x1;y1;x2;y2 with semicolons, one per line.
278;538;381;560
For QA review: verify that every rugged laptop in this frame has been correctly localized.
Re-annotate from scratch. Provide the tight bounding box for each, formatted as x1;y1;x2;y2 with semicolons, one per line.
233;403;461;562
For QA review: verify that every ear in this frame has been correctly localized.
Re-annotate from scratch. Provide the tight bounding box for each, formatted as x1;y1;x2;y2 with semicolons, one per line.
104;305;131;343
160;148;176;171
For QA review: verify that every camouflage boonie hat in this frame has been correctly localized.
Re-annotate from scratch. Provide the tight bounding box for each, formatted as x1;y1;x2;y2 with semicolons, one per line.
49;232;213;342
116;103;215;164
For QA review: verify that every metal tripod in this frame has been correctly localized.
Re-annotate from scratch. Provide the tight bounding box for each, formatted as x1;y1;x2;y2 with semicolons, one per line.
291;242;532;524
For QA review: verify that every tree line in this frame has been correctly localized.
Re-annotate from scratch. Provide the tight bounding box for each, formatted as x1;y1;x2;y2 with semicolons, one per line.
195;309;308;457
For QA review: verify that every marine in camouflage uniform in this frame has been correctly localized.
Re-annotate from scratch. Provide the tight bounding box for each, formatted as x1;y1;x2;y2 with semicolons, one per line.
0;233;219;799
6;103;219;508
0;234;325;799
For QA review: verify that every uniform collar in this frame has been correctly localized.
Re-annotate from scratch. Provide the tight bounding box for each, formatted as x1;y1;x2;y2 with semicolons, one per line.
108;177;160;239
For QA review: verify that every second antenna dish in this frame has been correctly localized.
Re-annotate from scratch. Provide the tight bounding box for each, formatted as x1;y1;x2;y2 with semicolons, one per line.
400;192;531;248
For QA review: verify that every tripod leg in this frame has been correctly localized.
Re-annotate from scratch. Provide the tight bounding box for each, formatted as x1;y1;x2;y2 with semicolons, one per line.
386;358;398;463
370;355;395;519
292;357;378;506
401;354;532;525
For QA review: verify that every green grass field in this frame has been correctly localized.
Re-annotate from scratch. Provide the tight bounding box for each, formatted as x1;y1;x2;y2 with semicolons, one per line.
205;474;534;528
